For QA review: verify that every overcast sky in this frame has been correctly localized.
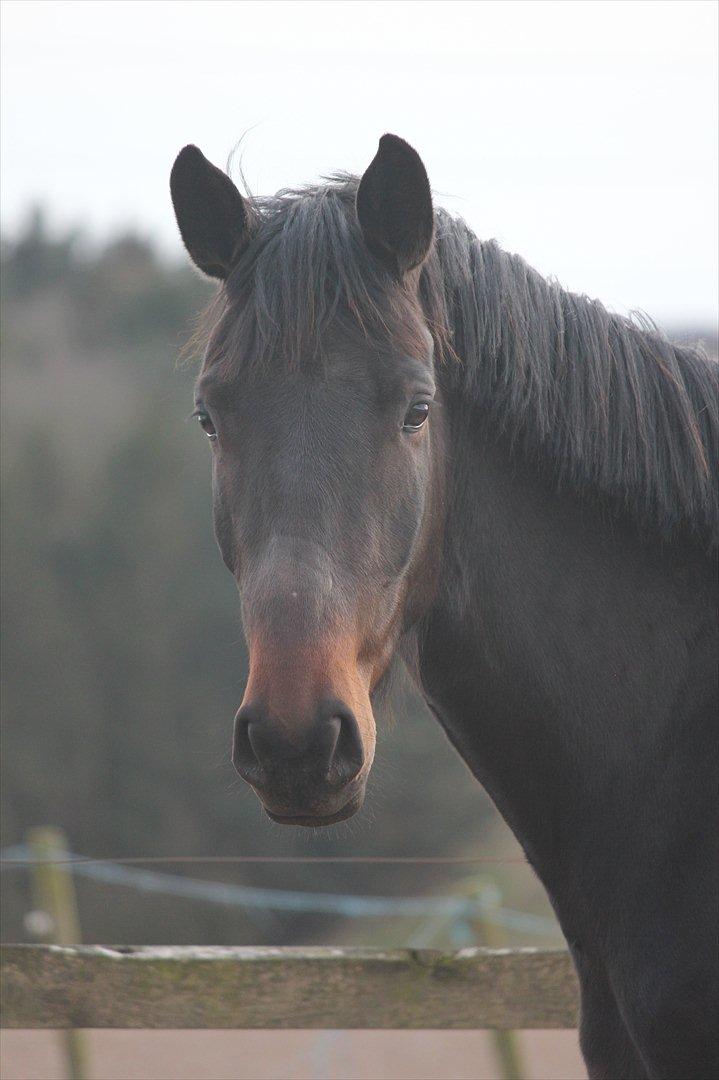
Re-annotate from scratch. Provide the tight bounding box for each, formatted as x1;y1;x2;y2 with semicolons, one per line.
2;0;717;324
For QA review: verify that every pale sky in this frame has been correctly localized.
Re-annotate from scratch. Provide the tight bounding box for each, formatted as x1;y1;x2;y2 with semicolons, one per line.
1;0;717;324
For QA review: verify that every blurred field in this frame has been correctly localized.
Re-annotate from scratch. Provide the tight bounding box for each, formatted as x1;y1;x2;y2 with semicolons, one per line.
2;212;714;1080
3;215;714;948
2;1029;585;1080
0;213;548;949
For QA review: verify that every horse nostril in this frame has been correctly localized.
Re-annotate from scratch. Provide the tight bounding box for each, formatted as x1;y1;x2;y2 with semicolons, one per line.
328;712;364;785
232;718;262;782
233;703;364;791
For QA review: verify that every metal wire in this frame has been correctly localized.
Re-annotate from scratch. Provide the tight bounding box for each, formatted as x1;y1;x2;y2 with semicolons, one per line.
0;845;559;938
1;854;528;867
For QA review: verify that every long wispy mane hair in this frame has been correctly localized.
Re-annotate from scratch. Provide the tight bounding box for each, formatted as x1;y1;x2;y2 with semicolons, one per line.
195;175;718;546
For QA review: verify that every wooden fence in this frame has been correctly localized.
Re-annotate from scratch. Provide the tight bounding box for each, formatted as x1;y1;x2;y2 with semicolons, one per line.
1;944;578;1030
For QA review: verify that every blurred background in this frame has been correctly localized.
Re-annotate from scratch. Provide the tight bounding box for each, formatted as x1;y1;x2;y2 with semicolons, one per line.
1;2;716;1078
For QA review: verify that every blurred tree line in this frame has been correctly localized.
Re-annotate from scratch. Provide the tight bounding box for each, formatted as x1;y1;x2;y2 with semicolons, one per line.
1;210;508;947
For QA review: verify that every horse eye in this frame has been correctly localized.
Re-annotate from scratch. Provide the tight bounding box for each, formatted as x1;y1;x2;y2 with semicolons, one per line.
402;402;430;432
196;411;217;439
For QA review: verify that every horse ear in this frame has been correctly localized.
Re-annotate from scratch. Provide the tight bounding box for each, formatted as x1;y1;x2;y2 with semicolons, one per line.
356;134;434;278
170;145;249;280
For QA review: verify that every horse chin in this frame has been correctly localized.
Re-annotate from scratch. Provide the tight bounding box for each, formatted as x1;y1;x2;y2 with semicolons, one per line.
263;791;365;828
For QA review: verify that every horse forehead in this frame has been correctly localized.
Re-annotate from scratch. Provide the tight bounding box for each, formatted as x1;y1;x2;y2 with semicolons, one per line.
196;352;392;407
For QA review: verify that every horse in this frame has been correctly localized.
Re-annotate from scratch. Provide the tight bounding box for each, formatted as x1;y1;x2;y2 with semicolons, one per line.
170;134;718;1079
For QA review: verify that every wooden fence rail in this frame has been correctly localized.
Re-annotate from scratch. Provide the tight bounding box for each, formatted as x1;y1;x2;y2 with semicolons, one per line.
1;944;578;1030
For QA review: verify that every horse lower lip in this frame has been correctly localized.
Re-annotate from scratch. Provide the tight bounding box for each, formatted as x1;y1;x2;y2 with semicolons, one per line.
265;798;361;827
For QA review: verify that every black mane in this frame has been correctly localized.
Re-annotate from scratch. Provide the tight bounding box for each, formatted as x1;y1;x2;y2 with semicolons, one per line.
429;208;718;547
200;175;719;546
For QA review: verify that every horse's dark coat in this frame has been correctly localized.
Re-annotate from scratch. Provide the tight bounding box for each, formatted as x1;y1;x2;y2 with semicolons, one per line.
171;135;718;1078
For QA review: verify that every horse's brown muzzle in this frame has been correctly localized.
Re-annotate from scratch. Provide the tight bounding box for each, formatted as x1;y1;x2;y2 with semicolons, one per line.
232;637;376;825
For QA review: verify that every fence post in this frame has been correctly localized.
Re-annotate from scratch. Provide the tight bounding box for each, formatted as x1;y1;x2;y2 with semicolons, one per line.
471;882;526;1080
26;827;87;1080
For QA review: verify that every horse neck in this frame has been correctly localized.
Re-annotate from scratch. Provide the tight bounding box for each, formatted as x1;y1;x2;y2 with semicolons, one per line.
415;393;714;885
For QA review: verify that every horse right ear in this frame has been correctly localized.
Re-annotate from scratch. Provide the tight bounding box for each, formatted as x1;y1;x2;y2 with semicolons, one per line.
356;134;434;279
170;145;249;280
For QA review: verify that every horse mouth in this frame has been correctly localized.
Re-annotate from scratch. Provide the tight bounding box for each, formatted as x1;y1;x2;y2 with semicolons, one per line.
264;794;363;827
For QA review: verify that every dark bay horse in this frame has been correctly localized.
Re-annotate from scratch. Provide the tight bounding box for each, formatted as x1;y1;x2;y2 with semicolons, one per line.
170;135;718;1079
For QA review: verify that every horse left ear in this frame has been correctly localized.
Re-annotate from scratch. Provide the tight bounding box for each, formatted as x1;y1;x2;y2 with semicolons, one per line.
356;134;434;278
170;145;249;280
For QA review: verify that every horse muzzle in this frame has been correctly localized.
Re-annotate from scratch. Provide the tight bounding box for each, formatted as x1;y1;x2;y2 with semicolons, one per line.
232;695;372;826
